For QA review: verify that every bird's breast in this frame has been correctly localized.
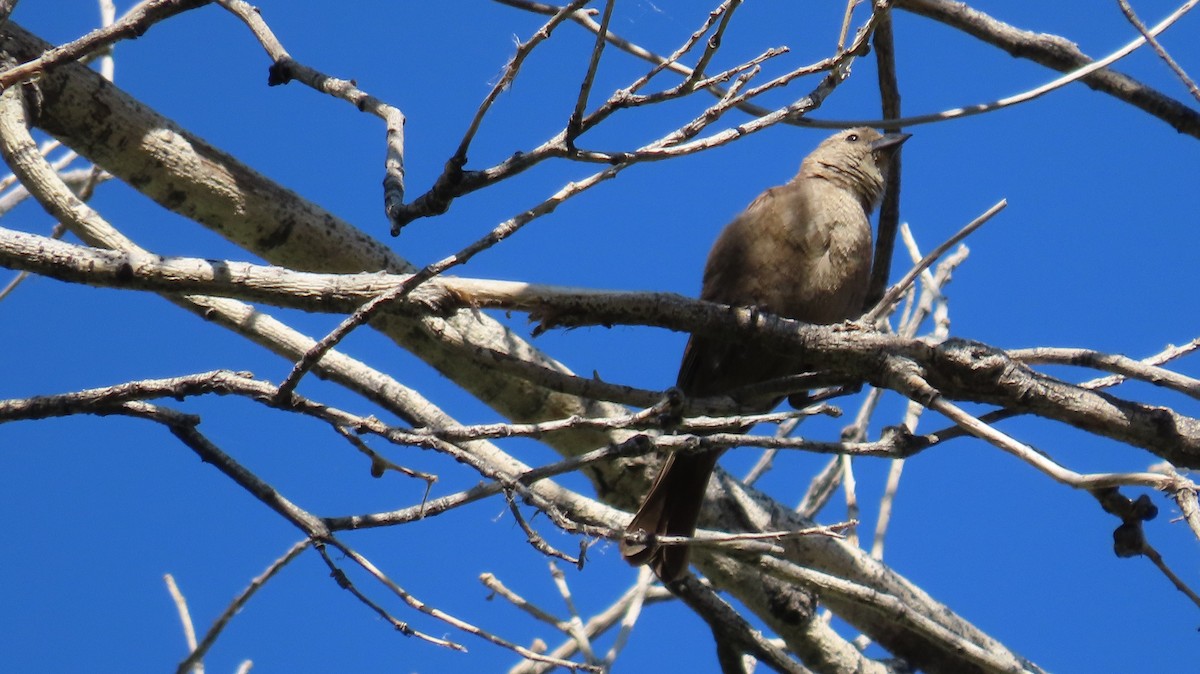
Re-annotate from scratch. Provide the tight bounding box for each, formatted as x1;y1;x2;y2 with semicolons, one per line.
759;190;872;323
700;180;873;324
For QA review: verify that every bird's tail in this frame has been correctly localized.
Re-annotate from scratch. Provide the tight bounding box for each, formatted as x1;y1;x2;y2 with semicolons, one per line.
620;449;721;582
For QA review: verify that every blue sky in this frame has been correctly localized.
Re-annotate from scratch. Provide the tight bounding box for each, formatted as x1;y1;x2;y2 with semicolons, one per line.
2;1;1199;672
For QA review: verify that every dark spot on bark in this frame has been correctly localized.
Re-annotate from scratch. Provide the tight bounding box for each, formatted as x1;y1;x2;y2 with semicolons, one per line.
765;575;816;625
267;60;294;86
257;217;294;250
162;190;187;210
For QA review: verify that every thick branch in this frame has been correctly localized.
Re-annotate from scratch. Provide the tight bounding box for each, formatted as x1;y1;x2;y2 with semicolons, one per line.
0;20;632;459
4;227;1198;469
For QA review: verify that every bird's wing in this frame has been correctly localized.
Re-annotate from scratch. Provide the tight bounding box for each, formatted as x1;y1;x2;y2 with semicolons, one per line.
678;186;801;398
676;332;729;397
675;179;867;400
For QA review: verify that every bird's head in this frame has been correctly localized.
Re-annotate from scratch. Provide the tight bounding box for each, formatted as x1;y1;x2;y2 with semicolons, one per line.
801;127;911;209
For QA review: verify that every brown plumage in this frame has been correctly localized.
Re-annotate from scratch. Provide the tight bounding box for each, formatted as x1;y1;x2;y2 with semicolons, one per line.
621;127;910;582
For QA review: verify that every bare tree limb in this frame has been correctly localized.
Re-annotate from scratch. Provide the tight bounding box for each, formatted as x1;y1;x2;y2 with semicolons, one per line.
895;0;1200;137
214;0;408;222
0;0;211;89
4;224;1200;469
866;5;905;310
0;20;636;465
669;575;815;674
176;540;310;674
1118;0;1200;103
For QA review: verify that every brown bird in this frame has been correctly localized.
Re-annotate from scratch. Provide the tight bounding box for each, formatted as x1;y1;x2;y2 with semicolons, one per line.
621;127;910;582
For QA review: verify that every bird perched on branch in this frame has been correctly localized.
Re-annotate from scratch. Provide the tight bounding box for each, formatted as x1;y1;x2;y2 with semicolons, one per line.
621;127;910;582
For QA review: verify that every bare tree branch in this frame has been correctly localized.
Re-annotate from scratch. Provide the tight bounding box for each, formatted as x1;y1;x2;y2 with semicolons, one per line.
176;540;310;674
4;224;1200;469
0;20;636;466
214;0;408;221
5;5;1197;672
1118;0;1200;103
895;0;1200;137
0;0;211;89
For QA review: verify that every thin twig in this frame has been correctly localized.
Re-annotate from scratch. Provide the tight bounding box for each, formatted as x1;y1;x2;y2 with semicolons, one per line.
501;570;673;674
872;228;959;560
164;574;202;674
837;0;859;51
176;540;310;674
214;0;408;225
637;521;854;555
0;0;211;89
683;1;741;90
899;370;1177;491
894;0;1200;137
505;0;1200;135
865;199;1005;323
565;0;615;146
1141;543;1200;609
482;572;568;630
97;0;117;80
390;0;589;230
461;0;589;162
841;455;861;548
796;455;846;520
507;491;581;567
167;418;331;535
547;562;598;665
601;569;658;669
798;382;885;520
872;458;906;560
1082;338;1200;390
623;0;739;97
333;424;438;490
325;540;600;671
312;543;468;651
1117;0;1200;103
1009;347;1200;401
669;575;809;674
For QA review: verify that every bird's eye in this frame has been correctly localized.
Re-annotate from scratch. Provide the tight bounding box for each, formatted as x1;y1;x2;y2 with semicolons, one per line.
846;133;859;142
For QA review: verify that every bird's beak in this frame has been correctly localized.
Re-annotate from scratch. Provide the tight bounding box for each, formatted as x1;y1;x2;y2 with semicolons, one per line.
871;132;912;153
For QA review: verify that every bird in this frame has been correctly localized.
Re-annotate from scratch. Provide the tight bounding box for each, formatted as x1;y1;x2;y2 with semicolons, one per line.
621;127;910;582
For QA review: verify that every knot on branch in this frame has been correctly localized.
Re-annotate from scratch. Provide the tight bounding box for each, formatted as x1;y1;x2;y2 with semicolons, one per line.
930;337;1035;396
1093;487;1158;558
267;57;296;86
389;156;468;234
936;337;1008;374
405;283;460;316
658;386;685;429
878;424;931;458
